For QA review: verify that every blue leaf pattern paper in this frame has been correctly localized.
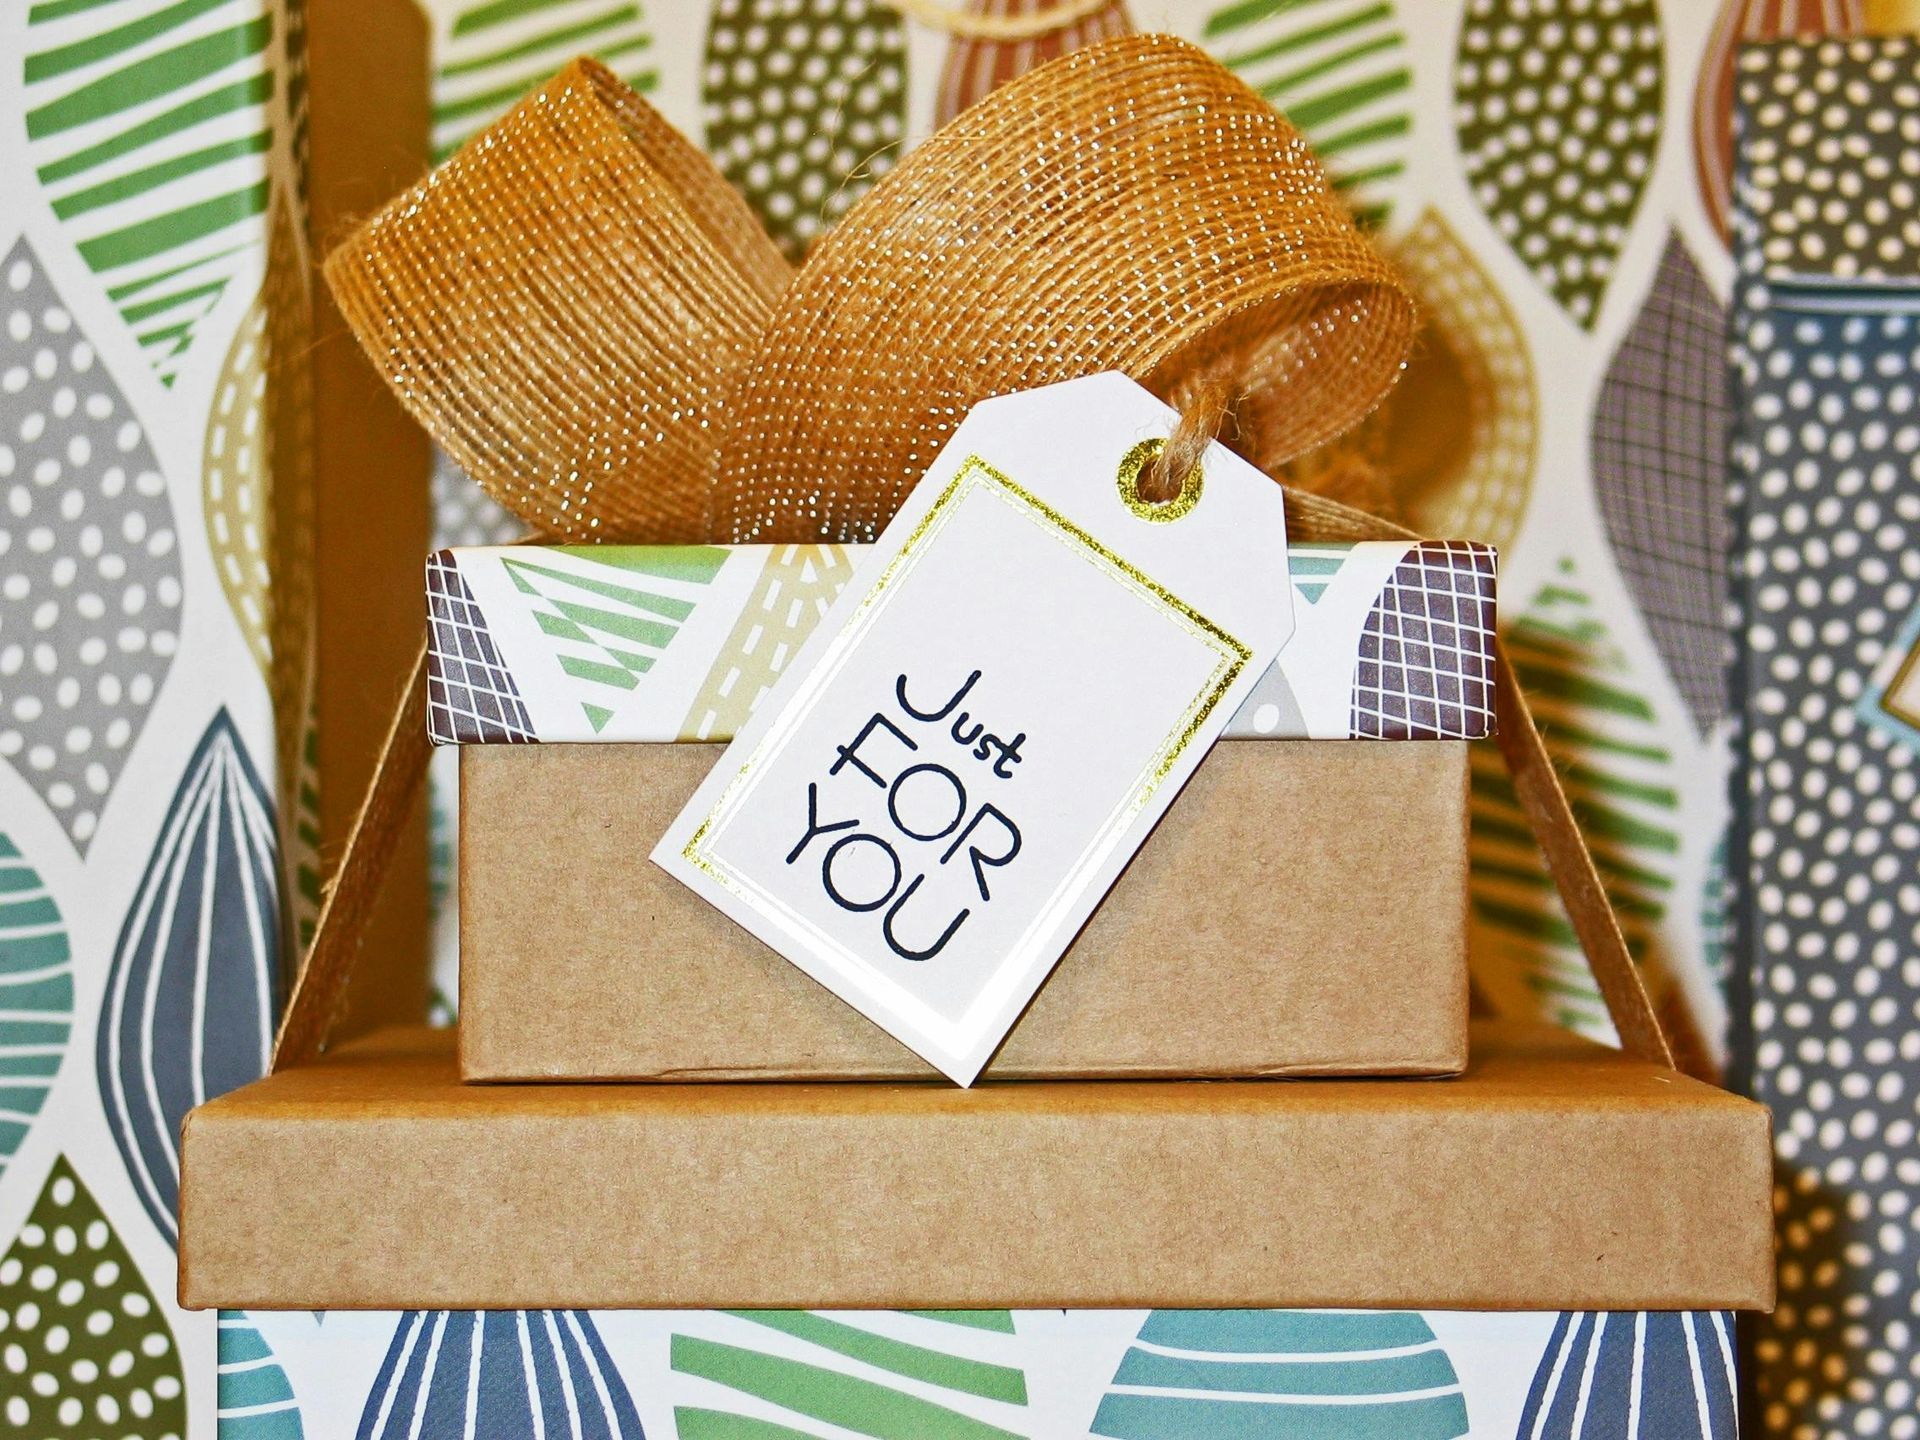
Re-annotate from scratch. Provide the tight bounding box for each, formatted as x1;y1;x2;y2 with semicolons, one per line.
219;1310;305;1440
0;831;73;1182
1516;1311;1736;1439
1093;1310;1469;1439
356;1310;644;1439
96;706;280;1246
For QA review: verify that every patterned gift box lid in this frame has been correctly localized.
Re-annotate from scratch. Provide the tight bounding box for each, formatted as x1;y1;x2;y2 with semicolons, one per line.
425;540;1497;746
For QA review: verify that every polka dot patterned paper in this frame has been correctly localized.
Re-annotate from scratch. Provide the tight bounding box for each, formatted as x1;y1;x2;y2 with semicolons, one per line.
1733;37;1920;1440
0;240;182;853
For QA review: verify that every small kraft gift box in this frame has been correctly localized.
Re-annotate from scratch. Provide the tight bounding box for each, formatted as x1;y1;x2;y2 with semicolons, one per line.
177;35;1774;1437
435;535;1493;1082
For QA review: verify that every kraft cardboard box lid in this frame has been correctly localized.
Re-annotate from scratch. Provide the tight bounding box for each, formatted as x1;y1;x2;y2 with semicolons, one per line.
179;1018;1773;1314
423;539;1498;745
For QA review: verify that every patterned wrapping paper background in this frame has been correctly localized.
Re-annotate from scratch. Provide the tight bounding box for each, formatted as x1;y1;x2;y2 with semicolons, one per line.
420;540;1499;745
0;0;312;1430
0;1;1908;1437
206;1306;1742;1440
1730;35;1920;1440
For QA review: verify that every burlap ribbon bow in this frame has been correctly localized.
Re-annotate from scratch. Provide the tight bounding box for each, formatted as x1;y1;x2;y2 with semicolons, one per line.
274;35;1676;1072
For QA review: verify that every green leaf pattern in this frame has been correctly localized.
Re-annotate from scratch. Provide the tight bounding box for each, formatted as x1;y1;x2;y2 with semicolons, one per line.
702;0;908;259
427;0;657;162
1468;559;1681;1041
0;835;73;1184
671;1310;1029;1439
22;0;277;384
1207;0;1412;228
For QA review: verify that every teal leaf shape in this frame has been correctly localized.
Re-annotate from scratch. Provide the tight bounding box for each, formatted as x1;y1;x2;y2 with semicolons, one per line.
96;708;280;1247
703;0;909;259
1288;542;1353;605
1592;231;1731;736
0;1155;187;1435
1455;0;1664;328
1094;1310;1468;1439
1207;0;1412;228
356;1310;642;1438
1469;558;1680;1042
1517;1312;1736;1439
0;238;183;853
218;1311;305;1439
430;0;656;163
0;832;73;1182
22;0;276;385
671;1310;1029;1439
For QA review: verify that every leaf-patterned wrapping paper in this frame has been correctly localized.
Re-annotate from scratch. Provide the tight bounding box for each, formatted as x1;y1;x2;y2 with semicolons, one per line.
422;539;1499;745
1;0;1880;1432
2;0;307;1428
206;1306;1740;1440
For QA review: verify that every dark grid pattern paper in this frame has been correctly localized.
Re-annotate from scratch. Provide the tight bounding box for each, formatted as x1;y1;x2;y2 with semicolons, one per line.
426;550;538;746
1350;540;1498;740
1731;37;1920;1440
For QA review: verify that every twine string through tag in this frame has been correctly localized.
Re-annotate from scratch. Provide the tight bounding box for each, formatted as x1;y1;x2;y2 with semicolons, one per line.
1139;374;1236;506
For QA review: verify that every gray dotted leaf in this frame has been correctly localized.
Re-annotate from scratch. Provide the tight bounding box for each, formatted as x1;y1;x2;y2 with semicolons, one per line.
0;239;181;853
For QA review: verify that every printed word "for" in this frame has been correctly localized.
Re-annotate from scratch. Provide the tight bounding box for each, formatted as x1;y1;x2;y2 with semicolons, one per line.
786;670;1026;962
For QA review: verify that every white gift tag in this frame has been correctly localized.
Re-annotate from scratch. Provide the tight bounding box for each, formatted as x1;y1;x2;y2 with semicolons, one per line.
653;373;1294;1083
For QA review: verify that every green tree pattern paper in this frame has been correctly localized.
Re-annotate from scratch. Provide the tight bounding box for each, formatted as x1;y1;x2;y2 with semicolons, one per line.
1093;1309;1468;1440
22;0;277;384
702;0;909;260
1468;558;1681;1040
426;0;657;163
500;547;728;732
0;1156;187;1437
1207;0;1412;228
0;833;72;1184
671;1310;1030;1439
1454;0;1663;330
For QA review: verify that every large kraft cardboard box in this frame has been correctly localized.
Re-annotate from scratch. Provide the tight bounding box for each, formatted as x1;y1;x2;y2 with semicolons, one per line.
176;1019;1773;1312
434;539;1495;1081
461;739;1471;1081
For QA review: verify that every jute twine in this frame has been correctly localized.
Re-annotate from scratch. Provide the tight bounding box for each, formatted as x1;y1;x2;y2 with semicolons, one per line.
326;37;1414;545
280;36;1674;1072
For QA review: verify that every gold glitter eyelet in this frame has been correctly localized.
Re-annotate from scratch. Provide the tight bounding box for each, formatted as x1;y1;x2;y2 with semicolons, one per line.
1116;437;1203;523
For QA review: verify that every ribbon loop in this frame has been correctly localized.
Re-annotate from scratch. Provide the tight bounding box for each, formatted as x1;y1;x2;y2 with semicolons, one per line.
324;36;1414;546
325;58;788;543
